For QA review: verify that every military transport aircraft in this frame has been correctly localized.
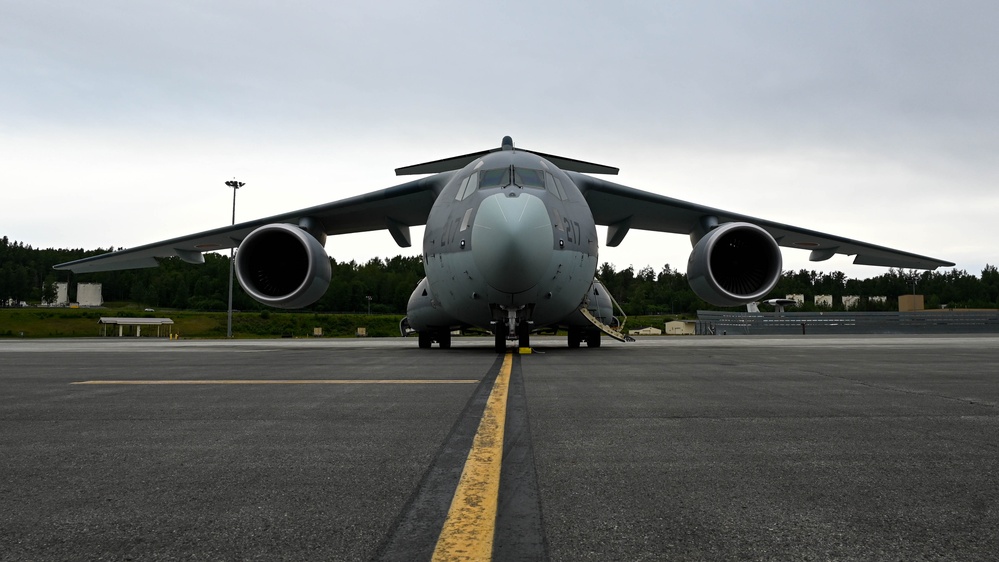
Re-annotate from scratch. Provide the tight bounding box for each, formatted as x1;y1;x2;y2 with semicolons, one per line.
55;136;953;351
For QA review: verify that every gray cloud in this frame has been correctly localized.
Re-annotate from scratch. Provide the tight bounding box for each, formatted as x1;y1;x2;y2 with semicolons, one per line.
1;1;995;275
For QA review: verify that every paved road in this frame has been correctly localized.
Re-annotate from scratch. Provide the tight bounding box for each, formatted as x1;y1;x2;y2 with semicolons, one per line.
2;335;997;560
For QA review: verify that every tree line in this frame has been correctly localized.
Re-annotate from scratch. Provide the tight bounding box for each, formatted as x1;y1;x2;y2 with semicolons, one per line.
2;236;997;314
598;263;999;314
0;237;425;314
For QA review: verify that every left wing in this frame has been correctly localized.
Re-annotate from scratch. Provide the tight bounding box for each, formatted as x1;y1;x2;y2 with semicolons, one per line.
55;173;452;273
570;173;954;270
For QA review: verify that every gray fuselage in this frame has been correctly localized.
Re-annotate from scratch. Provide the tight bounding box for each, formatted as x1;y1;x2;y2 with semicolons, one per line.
412;149;599;333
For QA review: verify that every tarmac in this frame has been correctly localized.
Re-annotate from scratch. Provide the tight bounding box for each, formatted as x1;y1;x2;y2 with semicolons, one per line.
2;334;997;561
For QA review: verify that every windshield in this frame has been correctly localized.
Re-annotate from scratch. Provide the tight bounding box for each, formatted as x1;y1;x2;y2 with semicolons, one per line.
514;168;545;188
476;166;551;191
479;168;511;188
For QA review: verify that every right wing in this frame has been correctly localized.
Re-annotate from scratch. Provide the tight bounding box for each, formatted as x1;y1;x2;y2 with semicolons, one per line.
54;173;453;273
570;173;954;270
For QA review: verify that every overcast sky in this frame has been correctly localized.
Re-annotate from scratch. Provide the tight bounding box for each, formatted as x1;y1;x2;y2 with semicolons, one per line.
2;1;996;279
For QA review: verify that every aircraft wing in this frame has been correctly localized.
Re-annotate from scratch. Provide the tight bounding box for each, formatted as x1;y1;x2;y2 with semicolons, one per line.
569;172;954;270
54;173;452;274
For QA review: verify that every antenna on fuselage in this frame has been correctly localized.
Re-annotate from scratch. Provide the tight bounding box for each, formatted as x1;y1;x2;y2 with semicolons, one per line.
501;136;514;151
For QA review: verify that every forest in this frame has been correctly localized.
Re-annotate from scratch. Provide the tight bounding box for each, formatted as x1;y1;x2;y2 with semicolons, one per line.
2;236;997;315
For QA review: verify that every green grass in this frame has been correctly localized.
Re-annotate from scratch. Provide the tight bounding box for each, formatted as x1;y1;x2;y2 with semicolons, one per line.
0;307;406;339
0;307;696;339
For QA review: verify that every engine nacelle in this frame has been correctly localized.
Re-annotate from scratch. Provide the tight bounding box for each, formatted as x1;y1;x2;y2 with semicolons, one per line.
686;222;782;307
234;223;331;309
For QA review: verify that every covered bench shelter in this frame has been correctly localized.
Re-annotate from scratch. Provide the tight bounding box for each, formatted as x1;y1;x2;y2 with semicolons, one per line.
99;317;174;338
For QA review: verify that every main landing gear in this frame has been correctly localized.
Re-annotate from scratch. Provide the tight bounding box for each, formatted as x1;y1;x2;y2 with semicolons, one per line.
567;327;601;348
418;329;451;349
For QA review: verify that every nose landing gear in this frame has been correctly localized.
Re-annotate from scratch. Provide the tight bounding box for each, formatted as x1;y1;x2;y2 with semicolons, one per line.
493;306;533;353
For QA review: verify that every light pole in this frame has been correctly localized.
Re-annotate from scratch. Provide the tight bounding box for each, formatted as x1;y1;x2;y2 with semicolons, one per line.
225;179;244;338
366;295;372;315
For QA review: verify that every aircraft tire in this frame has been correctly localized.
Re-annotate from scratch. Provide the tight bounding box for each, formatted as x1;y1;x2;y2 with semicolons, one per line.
518;322;530;349
567;327;581;349
494;325;506;353
439;330;451;349
418;331;432;349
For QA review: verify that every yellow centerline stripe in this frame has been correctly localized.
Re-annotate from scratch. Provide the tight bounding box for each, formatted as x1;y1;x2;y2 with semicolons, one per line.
432;353;513;561
71;379;478;385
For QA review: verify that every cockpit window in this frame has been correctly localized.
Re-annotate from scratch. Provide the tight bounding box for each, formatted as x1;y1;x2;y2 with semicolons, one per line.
514;168;545;188
455;172;479;200
545;172;568;200
454;176;469;200
474;166;558;193
479;168;511;188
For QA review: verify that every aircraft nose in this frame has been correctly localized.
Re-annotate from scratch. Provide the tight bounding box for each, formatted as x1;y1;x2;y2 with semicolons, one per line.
472;192;553;294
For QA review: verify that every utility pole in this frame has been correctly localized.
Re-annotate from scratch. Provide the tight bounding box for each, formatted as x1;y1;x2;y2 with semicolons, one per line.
225;179;245;338
366;295;373;315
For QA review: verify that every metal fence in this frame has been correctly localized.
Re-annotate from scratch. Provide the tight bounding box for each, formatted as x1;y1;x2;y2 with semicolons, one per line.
695;310;999;335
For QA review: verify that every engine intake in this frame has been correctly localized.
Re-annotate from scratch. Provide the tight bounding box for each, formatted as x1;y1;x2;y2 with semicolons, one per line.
686;222;782;307
234;223;331;309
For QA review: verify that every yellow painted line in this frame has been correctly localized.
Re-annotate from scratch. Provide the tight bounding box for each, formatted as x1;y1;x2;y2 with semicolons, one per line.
432;353;513;561
71;379;478;385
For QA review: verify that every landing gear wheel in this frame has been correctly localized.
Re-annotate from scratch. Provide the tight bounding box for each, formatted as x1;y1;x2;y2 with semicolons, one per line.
494;325;507;353
438;330;451;349
518;321;530;349
567;327;582;349
418;331;432;349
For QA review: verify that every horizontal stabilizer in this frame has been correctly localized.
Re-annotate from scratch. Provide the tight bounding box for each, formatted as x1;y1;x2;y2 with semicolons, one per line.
396;137;619;176
528;150;619;175
395;149;493;175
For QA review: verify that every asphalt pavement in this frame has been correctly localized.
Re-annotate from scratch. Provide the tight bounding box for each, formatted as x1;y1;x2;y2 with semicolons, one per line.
1;335;997;561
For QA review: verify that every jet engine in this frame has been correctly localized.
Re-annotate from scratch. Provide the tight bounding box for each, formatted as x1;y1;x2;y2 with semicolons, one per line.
234;223;331;309
686;222;782;307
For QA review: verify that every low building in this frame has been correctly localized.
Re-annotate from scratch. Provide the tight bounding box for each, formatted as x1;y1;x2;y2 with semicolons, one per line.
629;326;663;336
899;294;925;312
42;282;69;306
77;283;103;307
664;320;696;335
